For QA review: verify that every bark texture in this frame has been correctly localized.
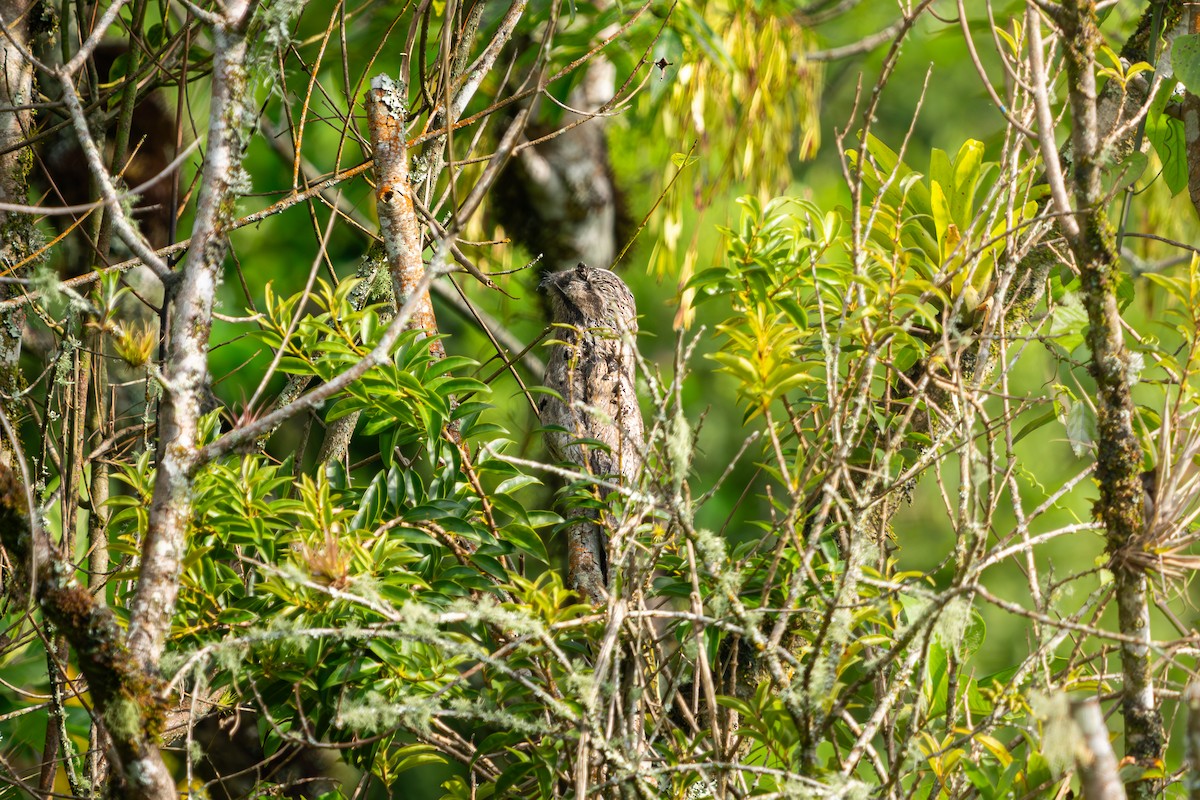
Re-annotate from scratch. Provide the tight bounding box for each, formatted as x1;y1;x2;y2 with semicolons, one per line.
128;2;253;671
539;264;643;603
1186;681;1200;799
0;0;36;449
494;7;627;274
1073;697;1127;800
790;0;1184;771
366;76;445;358
1061;1;1162;792
1185;6;1200;220
0;461;175;800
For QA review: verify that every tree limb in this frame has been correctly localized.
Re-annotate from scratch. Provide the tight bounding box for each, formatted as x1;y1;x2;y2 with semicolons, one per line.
0;459;175;800
127;0;255;671
1073;697;1127;800
1059;1;1163;792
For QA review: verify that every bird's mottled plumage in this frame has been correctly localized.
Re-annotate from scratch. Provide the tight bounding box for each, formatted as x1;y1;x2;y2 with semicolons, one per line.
539;263;644;603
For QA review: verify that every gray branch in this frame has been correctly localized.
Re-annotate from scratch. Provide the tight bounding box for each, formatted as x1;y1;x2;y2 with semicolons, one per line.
126;1;255;671
1073;697;1126;800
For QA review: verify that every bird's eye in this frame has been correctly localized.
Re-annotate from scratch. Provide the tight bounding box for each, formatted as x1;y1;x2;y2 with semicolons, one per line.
575;263;588;279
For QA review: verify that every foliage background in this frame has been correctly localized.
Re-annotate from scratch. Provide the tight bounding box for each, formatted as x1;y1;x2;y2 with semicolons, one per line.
5;0;1200;797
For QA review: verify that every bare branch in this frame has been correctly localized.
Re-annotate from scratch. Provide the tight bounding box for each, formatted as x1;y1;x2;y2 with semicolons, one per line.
366;74;445;356
127;1;256;671
1026;4;1080;240
1073;697;1127;800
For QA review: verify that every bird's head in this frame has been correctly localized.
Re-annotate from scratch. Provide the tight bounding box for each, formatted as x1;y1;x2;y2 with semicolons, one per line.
539;263;637;331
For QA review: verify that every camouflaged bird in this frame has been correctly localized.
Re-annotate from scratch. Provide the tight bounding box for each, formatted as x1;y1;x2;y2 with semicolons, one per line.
539;263;644;604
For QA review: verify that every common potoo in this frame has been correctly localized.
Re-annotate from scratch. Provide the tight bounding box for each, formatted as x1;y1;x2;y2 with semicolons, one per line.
539;263;644;604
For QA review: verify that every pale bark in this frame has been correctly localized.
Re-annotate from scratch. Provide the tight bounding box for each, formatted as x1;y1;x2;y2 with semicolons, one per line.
127;1;254;671
1073;697;1127;800
802;0;1182;774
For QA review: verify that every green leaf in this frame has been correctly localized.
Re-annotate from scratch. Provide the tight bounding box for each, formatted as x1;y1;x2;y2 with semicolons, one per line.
392;743;447;773
1056;392;1096;457
1145;271;1190;303
502;525;549;564
929;147;953;200
893;345;919;373
1173;34;1200;96
493;758;539;797
930;181;952;257
776;296;808;329
993;23;1018;58
1102;150;1148;197
435;355;479;375
950;139;985;225
494;474;540;495
1013;409;1056;444
1047;292;1088;353
1146;82;1188;195
670;150;700;168
858;133;932;214
526;510;562;528
716;695;756;717
217;607;259;625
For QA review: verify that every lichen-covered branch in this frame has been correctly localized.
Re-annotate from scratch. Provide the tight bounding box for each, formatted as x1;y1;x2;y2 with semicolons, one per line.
366;75;445;359
0;460;175;800
821;1;1182;777
1060;0;1162;790
127;1;254;670
0;0;36;450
